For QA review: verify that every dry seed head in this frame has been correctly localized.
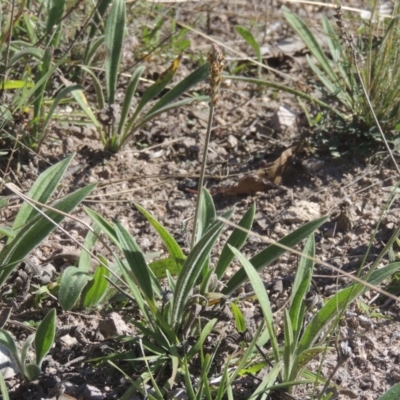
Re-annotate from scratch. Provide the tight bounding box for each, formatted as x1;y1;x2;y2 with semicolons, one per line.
334;4;355;51
207;43;225;105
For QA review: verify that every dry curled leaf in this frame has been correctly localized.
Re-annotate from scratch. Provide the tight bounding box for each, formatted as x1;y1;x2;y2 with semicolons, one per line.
216;145;300;195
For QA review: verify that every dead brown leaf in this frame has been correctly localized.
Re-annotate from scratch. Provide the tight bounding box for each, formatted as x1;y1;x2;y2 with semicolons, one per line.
216;145;300;195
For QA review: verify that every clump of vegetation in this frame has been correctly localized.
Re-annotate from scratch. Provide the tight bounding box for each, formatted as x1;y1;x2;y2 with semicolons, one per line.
1;0;400;399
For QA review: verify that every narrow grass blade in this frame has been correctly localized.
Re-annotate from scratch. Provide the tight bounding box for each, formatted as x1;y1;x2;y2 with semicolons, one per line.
35;308;56;366
248;362;282;400
8;48;43;67
282;6;338;83
144;62;209;117
298;262;400;354
104;0;125;104
215;204;255;279
129;56;181;125
80;66;105;110
171;211;233;329
84;207;120;250
292;346;331;380
39;85;84;146
118;66;146;135
223;216;328;295
283;309;294;382
0;371;10;400
60;76;100;128
186;318;217;360
11;154;74;238
230;302;246;333
84;0;112;64
289;235;314;341
59;267;92;310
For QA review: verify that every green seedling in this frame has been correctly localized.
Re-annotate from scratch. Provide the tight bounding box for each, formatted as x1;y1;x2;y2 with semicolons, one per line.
0;154;96;289
0;308;56;382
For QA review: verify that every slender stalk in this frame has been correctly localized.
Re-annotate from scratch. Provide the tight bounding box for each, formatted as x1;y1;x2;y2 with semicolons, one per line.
190;104;215;249
190;44;224;249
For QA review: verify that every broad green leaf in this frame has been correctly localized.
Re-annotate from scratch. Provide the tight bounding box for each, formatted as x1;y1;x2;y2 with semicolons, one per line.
0;183;96;288
46;0;65;32
378;382;400;400
35;308;56;366
228;245;280;362
223;215;328;294
24;364;41;381
59;267;92;310
105;0;126;104
78;224;100;272
236;26;261;59
215;204;255;279
21;334;35;367
171;210;234;329
11;154;74;238
83;264;110;308
135;203;185;270
196;187;216;243
114;221;154;302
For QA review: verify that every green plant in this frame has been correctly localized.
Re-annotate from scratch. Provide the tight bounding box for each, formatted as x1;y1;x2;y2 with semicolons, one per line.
1;0;92;151
78;0;209;152
235;25;262;78
0;154;96;289
378;382;400;399
282;5;400;137
227;235;400;397
0;308;56;382
84;187;327;397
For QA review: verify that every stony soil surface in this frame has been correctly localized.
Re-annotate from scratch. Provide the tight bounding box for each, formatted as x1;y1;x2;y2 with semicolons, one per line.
1;1;400;399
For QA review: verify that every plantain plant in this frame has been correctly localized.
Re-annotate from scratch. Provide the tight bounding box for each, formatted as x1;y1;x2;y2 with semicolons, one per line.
0;308;56;382
84;188;328;397
78;0;209;152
